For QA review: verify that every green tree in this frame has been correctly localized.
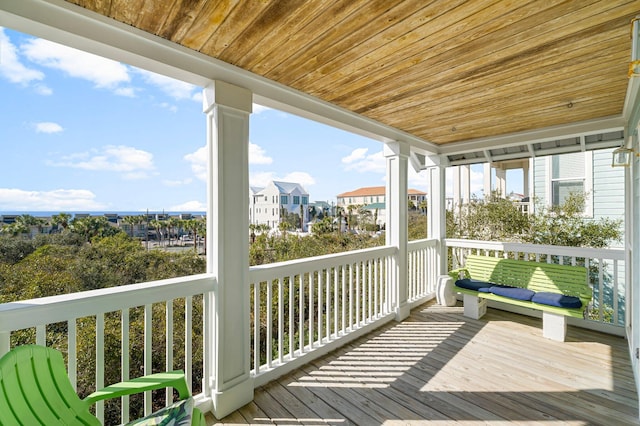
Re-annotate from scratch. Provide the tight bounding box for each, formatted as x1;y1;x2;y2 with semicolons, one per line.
51;212;72;233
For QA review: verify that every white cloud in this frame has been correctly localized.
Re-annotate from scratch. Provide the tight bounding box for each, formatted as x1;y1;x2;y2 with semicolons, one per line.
0;188;106;211
341;147;368;164
35;122;63;134
249;143;272;164
48;145;155;179
250;171;315;189
136;68;198;101
22;37;132;92
342;148;385;173
253;104;272;114
170;200;206;211
163;178;193;187
185;143;274;182
0;28;45;86
34;84;53;95
184;146;207;181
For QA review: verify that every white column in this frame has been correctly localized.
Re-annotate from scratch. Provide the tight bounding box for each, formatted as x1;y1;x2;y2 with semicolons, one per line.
483;163;492;199
427;160;447;276
522;161;530;199
204;80;253;419
496;167;507;197
461;164;471;204
385;141;410;321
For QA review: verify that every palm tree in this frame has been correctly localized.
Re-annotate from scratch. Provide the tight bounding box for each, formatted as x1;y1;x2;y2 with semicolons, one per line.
122;215;138;238
51;212;72;233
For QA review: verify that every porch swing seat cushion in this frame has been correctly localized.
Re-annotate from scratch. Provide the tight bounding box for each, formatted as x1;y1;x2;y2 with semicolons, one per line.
454;278;493;291
531;292;583;308
488;285;535;301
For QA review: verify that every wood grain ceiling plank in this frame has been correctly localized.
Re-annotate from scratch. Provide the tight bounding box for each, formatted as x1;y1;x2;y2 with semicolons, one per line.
155;0;210;44
329;0;623;112
399;76;626;135
196;0;278;54
363;31;626;122
282;0;440;86
356;22;629;128
406;86;622;143
301;0;520;96
227;1;331;69
134;0;180;35
107;0;144;25
397;73;627;130
68;0;111;13
371;34;625;122
178;0;241;50
264;0;401;83
421;100;624;144
239;1;367;79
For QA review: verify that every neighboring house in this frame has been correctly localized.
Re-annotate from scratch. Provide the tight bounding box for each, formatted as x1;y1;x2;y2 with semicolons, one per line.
336;186;427;228
250;181;310;231
532;148;625;226
451;147;625;243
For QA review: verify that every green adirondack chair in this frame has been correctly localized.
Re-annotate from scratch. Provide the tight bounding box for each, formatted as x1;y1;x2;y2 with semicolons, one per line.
0;345;205;425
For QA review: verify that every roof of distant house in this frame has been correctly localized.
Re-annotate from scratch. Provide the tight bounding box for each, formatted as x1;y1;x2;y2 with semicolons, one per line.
272;181;309;195
337;186;427;198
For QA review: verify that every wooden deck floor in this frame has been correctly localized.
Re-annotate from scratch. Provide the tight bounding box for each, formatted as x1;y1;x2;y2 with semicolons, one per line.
208;301;639;425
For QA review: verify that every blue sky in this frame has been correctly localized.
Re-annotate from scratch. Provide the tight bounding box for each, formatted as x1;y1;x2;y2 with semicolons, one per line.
0;27;516;213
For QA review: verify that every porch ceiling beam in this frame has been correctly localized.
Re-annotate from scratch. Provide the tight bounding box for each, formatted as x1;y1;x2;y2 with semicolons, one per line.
0;0;438;153
439;115;625;157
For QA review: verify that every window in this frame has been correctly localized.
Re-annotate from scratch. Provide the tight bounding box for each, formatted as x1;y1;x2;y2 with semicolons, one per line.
293;195;300;205
546;152;592;214
280;195;288;204
302;196;308;205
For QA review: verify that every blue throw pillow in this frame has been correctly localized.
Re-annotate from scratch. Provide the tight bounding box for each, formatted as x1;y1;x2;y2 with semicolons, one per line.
532;292;582;308
455;278;493;291
489;285;535;301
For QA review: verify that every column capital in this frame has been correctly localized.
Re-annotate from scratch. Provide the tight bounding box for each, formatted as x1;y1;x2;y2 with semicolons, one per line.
203;80;252;114
383;140;410;158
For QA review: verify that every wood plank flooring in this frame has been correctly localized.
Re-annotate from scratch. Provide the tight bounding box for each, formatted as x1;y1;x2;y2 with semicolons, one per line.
208;301;639;425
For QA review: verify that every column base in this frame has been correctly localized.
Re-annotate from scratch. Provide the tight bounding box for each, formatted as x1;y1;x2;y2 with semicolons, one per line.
211;377;254;419
542;311;567;342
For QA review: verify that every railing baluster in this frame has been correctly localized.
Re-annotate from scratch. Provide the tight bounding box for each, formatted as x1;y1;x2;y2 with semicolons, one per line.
121;309;130;422
613;260;619;325
598;258;604;322
266;280;272;368
96;313;105;422
333;267;339;338
166;299;174;404
348;264;353;331
278;277;284;364
298;274;304;354
36;325;45;346
144;304;152;415
289;275;294;360
317;270;323;345
341;265;346;334
356;262;361;328
68;319;77;391
325;269;331;341
309;272;314;349
185;296;192;392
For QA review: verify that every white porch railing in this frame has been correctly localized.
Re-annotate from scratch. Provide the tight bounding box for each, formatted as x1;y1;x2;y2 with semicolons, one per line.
0;274;213;425
446;239;626;332
408;238;439;305
248;245;398;386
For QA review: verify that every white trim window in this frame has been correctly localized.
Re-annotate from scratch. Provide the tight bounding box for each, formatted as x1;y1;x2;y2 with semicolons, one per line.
545;151;593;216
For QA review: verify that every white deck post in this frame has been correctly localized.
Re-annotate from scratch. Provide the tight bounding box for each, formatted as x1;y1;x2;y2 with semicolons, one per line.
385;141;410;321
427;157;447;277
204;80;253;418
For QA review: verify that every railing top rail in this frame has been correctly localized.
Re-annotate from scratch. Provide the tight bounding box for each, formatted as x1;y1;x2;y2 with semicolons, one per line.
445;239;625;260
248;245;396;283
408;238;439;249
0;273;215;332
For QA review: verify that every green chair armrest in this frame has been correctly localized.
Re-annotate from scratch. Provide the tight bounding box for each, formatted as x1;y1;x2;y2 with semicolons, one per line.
448;267;468;280
84;370;190;405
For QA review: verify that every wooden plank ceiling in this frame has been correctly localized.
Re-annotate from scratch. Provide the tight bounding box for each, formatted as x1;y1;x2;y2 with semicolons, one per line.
66;0;638;146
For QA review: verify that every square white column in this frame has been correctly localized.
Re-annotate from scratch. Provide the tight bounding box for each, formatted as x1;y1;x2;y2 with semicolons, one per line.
385;141;410;321
203;80;254;418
